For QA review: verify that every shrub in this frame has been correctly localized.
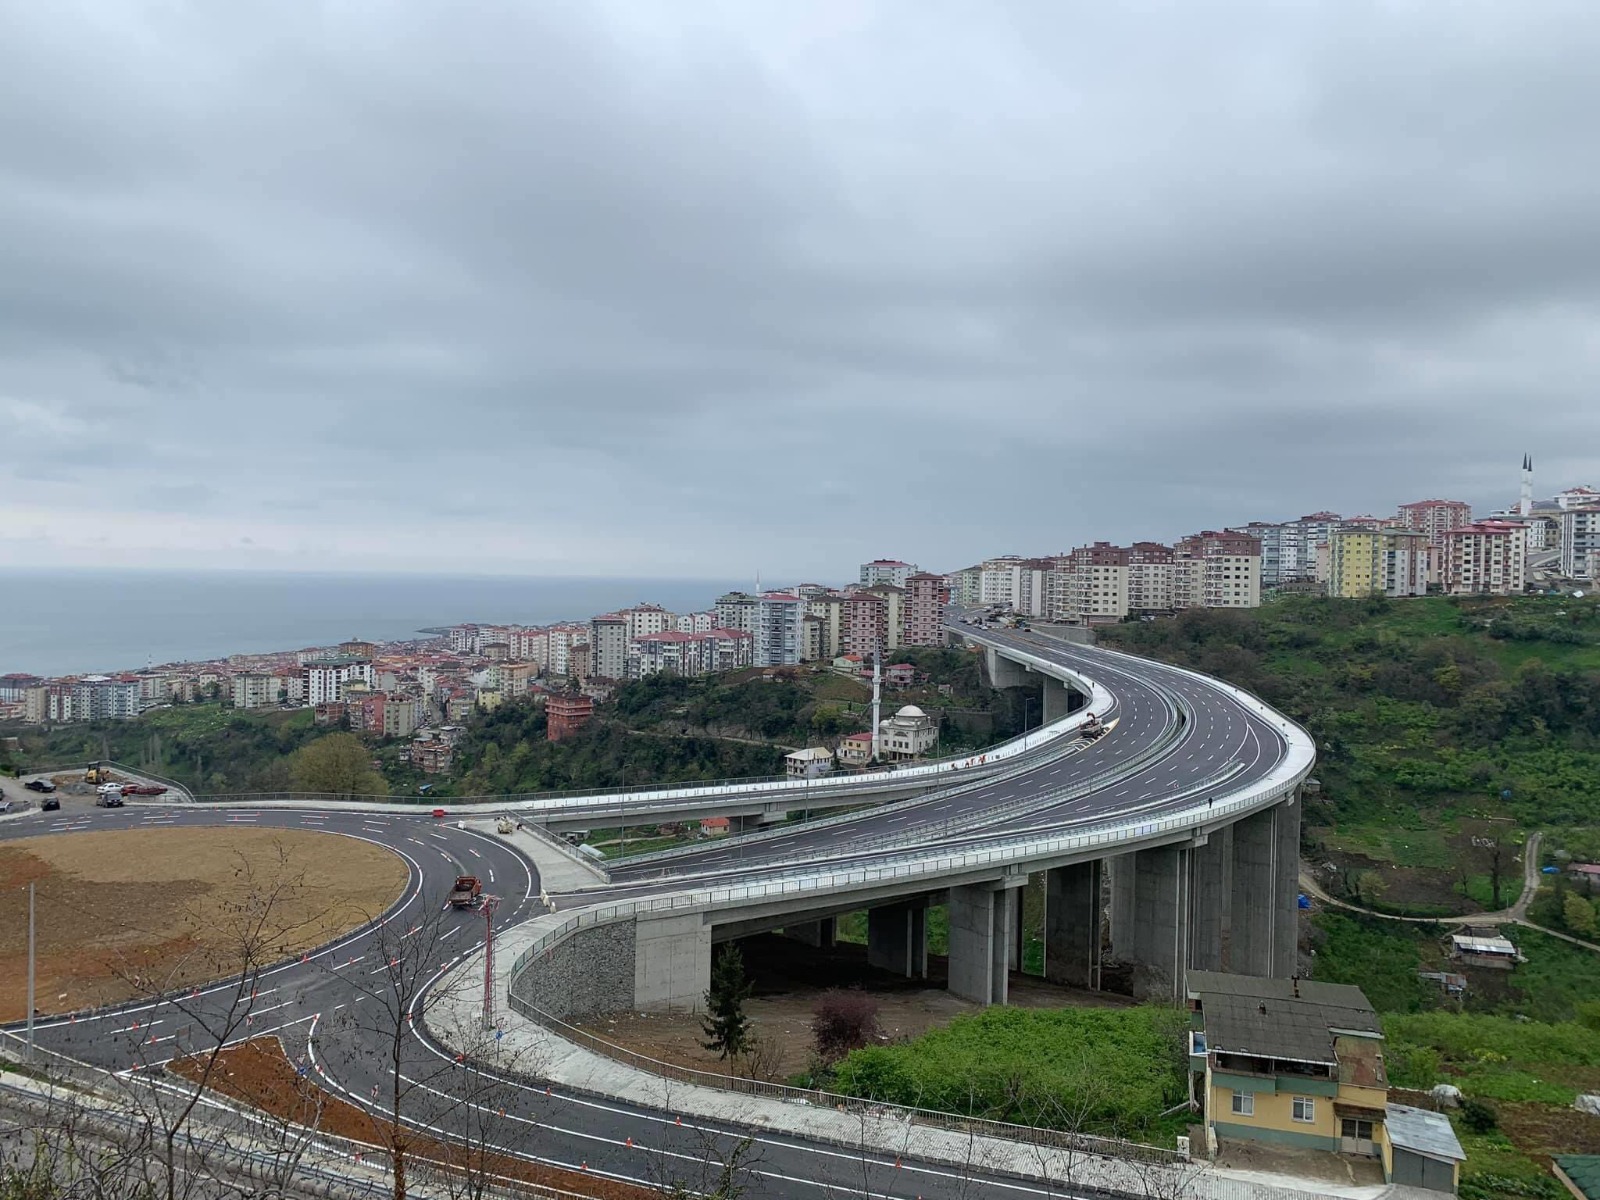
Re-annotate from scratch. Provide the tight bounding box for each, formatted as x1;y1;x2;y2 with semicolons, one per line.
810;990;882;1064
1459;1097;1498;1134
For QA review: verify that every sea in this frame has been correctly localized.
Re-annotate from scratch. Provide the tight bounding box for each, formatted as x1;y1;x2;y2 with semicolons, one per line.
0;570;749;677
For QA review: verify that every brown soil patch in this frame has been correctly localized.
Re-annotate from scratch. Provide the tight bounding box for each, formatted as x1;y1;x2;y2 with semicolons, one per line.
0;828;407;1021
578;933;1134;1079
1497;1100;1600;1164
170;1037;650;1200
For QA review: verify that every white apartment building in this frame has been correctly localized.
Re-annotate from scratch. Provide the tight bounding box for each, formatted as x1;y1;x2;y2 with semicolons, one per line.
589;614;631;680
674;611;716;633
303;658;375;706
1233;514;1340;587
979;557;1025;609
1061;543;1130;625
1560;508;1600;580
622;604;675;640
859;560;918;589
714;591;761;636
1175;531;1263;609
1128;542;1175;612
545;625;588;678
755;592;804;667
806;594;845;659
631;629;755;678
232;672;276;709
1443;521;1527;595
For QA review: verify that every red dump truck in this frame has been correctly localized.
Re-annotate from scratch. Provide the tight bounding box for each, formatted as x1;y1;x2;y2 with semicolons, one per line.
449;875;483;909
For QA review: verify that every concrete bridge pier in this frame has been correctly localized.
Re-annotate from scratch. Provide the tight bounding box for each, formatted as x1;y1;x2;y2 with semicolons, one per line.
947;880;1023;1005
1044;859;1103;989
785;918;836;949
1228;798;1302;979
1108;852;1137;958
1128;845;1192;1002
1188;826;1234;973
1040;675;1078;723
982;649;1034;691
867;901;928;978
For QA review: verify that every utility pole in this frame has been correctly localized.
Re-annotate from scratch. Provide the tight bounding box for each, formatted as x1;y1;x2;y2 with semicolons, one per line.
480;895;500;1031
26;882;35;1062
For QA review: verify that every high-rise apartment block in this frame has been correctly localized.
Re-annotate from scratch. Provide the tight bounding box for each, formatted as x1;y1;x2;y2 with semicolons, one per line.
859;559;918;589
714;591;760;636
902;572;949;645
1560;508;1600;580
1397;499;1473;547
754;592;804;666
1327;528;1431;598
841;592;888;660
588;613;630;680
1442;520;1527;595
1175;531;1263;609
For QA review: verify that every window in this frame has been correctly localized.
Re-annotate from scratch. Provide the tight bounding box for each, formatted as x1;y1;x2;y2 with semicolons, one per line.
1292;1096;1315;1123
1230;1091;1254;1117
1341;1118;1374;1141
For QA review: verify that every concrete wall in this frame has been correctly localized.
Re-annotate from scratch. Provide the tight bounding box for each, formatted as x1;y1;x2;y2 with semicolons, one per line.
508;918;637;1021
634;912;712;1012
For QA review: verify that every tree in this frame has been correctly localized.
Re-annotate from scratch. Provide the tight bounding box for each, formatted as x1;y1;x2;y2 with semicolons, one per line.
1563;891;1600;939
289;732;388;796
810;990;882;1065
700;946;753;1063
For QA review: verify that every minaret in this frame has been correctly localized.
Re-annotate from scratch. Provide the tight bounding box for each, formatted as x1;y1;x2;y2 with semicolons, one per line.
1520;453;1534;517
870;652;882;763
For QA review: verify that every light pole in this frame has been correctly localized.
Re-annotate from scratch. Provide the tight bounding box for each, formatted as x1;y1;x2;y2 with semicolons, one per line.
26;881;35;1062
480;894;500;1031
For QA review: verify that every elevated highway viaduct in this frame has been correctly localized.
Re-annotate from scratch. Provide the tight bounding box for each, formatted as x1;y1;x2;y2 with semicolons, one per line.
509;622;1315;1018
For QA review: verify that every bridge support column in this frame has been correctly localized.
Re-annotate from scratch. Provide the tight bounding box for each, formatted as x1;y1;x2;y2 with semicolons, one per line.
1041;676;1076;724
982;649;1033;690
634;914;711;1012
1130;845;1191;1002
1231;800;1301;979
786;918;836;950
1189;827;1233;973
947;882;1018;1005
1275;795;1302;978
867;902;927;978
1044;859;1103;989
1108;853;1137;957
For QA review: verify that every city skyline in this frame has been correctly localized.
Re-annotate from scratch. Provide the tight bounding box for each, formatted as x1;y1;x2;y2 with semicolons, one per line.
5;6;1600;576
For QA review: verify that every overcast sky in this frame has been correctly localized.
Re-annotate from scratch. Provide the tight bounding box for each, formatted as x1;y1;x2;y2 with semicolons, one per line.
3;2;1597;580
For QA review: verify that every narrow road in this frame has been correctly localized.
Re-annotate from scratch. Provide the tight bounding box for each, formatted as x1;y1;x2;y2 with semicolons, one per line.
1299;832;1544;926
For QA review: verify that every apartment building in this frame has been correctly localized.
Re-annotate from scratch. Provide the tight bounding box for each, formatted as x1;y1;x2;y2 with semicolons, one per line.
631;628;755;677
231;672;278;710
944;566;982;607
1061;542;1131;625
303;657;374;706
805;593;845;660
860;584;905;650
859;559;918;588
841;591;888;661
1234;514;1341;588
754;592;804;667
1327;528;1431;598
588;613;630;680
1175;531;1263;609
545;624;588;678
621;604;675;640
1560;508;1600;580
546;693;595;742
714;591;761;636
1128;542;1175;612
903;572;949;645
1396;499;1472;547
674;611;716;633
1442;520;1527;595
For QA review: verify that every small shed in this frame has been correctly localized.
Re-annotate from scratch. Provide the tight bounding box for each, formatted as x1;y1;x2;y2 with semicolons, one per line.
1448;933;1524;970
1386;1104;1464;1194
1553;1154;1600;1199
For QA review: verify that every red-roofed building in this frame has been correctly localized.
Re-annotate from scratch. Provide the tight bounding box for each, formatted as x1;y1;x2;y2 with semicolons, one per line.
546;693;595;742
1442;520;1527;595
903;572;949;646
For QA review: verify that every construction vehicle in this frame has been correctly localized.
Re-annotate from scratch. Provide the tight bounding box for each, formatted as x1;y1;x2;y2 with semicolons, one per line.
84;761;112;785
1081;712;1108;741
448;875;483;909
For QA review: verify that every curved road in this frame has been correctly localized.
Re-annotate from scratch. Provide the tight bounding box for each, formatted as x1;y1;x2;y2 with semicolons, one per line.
1;624;1309;1199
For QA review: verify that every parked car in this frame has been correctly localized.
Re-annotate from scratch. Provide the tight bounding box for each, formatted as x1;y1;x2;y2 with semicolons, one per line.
0;799;10;814
41;796;60;811
24;778;56;793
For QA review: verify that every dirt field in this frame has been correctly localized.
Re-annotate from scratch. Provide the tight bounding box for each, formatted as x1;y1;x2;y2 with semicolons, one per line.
0;828;408;1021
170;1037;653;1200
578;933;1132;1079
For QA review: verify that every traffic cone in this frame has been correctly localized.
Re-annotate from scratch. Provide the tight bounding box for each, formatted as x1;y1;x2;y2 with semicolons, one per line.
625;1137;633;1147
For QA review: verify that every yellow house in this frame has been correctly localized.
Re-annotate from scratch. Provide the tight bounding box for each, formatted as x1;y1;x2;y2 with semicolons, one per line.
1187;972;1462;1192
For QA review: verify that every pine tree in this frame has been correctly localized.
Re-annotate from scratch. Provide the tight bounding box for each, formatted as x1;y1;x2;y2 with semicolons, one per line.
700;945;753;1061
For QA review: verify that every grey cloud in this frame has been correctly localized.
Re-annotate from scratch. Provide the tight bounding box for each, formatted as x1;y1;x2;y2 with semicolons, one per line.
2;1;1599;575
